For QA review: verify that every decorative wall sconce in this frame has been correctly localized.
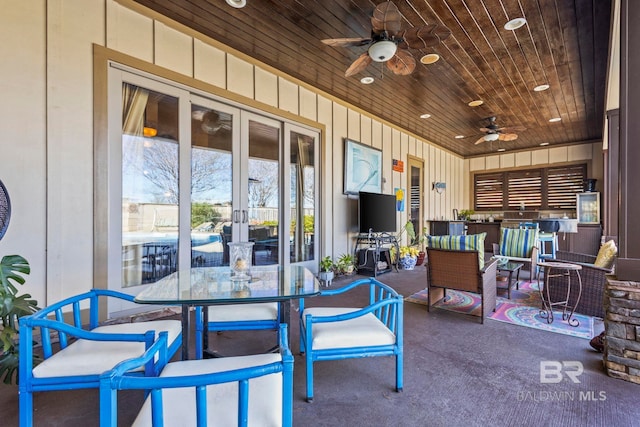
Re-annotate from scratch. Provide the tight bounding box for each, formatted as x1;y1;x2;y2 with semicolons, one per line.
433;182;446;194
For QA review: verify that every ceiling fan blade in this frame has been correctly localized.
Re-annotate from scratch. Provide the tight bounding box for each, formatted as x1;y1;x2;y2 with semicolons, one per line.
479;127;491;133
499;133;519;141
500;126;526;132
398;24;452;49
321;37;372;47
474;136;488;145
386;50;416;75
345;52;373;77
371;1;402;35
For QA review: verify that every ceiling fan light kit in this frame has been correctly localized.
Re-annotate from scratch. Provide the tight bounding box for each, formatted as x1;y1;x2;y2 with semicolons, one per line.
368;41;397;62
484;133;500;142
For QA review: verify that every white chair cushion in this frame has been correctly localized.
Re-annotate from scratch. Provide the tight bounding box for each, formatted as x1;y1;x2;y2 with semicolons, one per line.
207;302;278;322
302;307;396;350
32;320;182;378
133;354;283;427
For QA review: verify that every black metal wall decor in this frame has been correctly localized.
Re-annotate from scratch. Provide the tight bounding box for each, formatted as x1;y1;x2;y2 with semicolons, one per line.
0;179;10;241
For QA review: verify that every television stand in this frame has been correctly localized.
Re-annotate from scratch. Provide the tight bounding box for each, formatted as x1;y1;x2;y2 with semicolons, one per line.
354;232;399;277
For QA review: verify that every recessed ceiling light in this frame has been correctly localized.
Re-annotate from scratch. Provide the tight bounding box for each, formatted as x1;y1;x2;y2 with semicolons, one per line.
226;0;247;7
497;148;506;152
549;117;562;122
540;142;550;146
468;100;484;107
360;76;375;84
504;18;527;31
420;54;440;64
455;135;465;139
534;84;550;92
420;113;431;119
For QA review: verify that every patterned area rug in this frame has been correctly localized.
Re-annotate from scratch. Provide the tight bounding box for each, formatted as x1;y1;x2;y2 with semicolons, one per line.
405;281;594;339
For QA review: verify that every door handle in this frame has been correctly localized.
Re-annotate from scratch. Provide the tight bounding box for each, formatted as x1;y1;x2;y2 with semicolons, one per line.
233;210;240;223
242;210;248;223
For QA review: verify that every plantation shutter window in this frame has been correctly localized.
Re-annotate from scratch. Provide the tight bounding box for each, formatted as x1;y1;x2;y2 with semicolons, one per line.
473;164;587;211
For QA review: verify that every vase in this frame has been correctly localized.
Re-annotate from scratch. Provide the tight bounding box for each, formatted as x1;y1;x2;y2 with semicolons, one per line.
400;256;417;270
228;242;254;281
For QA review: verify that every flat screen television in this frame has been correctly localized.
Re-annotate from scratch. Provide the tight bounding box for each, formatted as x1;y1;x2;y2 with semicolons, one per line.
358;192;397;233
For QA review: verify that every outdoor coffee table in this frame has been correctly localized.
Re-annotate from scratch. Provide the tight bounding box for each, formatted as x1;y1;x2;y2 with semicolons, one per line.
496;261;523;299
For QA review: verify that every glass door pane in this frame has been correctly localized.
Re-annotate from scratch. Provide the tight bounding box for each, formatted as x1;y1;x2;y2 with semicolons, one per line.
121;83;179;287
190;102;237;267
246;116;281;265
289;130;316;264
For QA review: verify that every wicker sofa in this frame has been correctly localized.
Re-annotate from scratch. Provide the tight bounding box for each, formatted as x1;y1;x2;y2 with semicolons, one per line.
546;250;614;319
426;248;498;324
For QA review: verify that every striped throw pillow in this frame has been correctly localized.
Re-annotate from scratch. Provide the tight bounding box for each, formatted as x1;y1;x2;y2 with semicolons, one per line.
499;228;538;258
426;233;486;269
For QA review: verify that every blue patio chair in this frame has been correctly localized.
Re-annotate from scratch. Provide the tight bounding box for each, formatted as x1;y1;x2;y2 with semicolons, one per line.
18;289;182;427
299;278;403;402
99;324;294;427
195;303;279;359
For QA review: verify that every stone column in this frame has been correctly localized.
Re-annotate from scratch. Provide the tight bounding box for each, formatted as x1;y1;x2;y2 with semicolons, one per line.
603;276;640;384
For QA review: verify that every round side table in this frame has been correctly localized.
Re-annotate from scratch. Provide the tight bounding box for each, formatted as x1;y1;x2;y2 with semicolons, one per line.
537;261;583;326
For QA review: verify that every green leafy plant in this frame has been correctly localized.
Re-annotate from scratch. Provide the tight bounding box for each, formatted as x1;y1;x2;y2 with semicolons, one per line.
336;253;356;274
458;209;475;220
0;255;39;384
396;220;416;246
319;256;335;272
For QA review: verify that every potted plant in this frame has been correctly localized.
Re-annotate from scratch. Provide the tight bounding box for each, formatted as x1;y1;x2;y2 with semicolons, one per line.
318;256;335;284
0;255;38;384
336;253;356;275
458;209;475;221
398;246;420;270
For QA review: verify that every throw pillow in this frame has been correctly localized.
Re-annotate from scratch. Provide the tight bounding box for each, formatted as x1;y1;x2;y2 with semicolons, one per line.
594;239;617;269
499;227;538;258
426;232;486;269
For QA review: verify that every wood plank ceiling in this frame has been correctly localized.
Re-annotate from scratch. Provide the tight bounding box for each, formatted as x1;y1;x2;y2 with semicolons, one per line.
133;0;612;158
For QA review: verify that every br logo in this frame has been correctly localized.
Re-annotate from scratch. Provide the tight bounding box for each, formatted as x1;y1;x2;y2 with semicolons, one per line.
540;361;583;384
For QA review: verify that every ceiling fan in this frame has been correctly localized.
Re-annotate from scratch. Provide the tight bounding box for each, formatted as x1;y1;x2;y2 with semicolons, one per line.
193;110;232;135
473;116;526;145
321;1;451;77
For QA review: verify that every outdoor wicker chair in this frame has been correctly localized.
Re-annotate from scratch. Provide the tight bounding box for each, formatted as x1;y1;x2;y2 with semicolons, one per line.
426;248;498;324
547;250;615;318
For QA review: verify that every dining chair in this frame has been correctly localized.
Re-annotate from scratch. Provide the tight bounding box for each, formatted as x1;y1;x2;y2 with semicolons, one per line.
194;303;279;359
99;324;294;427
18;289;182;427
299;278;403;402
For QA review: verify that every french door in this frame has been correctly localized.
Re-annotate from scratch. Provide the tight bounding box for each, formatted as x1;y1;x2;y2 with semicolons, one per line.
107;66;318;315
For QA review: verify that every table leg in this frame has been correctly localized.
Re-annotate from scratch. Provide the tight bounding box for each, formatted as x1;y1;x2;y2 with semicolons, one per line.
181;304;190;360
507;271;513;299
267;300;291;353
537;267;554;323
563;270;582;327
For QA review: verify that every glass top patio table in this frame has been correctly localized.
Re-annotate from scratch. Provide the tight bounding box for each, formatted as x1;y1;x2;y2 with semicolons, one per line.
135;265;321;359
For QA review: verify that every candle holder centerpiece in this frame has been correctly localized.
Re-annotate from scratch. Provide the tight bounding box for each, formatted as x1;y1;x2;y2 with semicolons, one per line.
228;241;254;281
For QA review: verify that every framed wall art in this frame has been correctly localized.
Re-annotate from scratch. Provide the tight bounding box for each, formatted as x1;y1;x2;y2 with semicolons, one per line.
343;139;382;195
